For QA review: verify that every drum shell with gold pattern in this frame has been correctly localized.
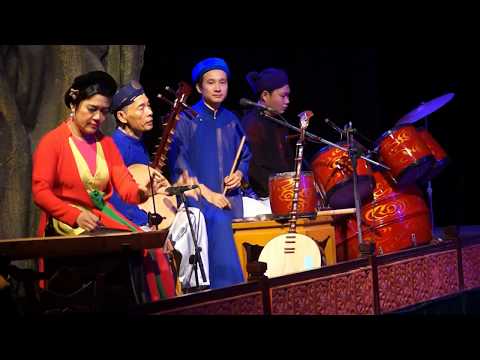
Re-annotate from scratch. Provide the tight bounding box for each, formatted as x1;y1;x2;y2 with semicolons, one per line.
311;144;374;209
336;171;432;261
376;125;434;186
416;127;449;182
268;171;317;219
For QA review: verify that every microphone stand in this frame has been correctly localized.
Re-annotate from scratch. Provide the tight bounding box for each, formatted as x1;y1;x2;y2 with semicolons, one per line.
260;111;390;171
176;190;207;291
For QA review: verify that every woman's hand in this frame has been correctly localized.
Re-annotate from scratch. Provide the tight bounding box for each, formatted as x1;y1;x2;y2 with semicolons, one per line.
76;210;101;231
224;170;243;192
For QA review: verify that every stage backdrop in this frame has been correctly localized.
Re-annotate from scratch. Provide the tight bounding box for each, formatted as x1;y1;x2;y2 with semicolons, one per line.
140;46;475;229
0;45;145;241
0;46;474;239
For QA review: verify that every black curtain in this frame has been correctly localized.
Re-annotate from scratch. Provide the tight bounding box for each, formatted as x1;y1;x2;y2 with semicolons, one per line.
140;47;475;227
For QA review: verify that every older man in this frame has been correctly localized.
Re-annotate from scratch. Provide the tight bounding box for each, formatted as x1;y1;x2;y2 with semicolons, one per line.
110;81;210;299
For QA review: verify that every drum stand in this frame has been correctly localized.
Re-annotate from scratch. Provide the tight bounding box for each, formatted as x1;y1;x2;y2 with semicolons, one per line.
261;112;390;258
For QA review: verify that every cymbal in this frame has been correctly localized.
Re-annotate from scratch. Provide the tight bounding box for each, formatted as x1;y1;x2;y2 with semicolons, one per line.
396;93;455;127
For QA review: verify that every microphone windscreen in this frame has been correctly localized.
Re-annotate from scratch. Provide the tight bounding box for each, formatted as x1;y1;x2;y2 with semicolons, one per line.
239;98;250;107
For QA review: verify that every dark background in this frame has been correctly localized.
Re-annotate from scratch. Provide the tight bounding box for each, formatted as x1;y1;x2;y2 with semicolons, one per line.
139;47;476;228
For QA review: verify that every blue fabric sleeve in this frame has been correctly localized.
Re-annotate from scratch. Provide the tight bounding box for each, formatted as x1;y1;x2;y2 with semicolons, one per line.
109;190;148;226
110;128;149;226
168;113;196;183
235;121;252;182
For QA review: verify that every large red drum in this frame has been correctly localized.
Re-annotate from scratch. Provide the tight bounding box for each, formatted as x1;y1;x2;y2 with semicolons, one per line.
268;171;317;219
336;171;432;261
376;125;434;186
311;144;374;209
417;127;449;182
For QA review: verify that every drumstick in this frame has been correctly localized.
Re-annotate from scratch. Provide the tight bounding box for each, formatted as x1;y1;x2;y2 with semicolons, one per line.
316;208;357;216
223;136;246;196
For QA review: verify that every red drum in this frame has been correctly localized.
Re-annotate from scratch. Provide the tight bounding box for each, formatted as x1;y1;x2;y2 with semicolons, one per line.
336;171;432;261
268;171;317;219
311;144;374;209
376;125;434;186
417;127;449;182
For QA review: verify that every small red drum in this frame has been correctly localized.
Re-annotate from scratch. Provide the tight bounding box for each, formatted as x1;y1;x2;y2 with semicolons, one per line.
268;171;317;219
336;171;432;261
376;125;434;186
417;127;449;182
311;144;374;209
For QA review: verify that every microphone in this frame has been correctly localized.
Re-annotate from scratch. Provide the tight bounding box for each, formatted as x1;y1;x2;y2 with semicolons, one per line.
239;98;278;114
324;118;345;135
165;185;199;196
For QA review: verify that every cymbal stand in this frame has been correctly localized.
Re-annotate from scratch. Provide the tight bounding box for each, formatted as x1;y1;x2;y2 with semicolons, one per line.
424;116;435;232
345;122;375;257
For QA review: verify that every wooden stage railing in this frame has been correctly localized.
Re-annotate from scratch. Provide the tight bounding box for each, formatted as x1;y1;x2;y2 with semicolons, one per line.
0;230;168;260
2;227;480;315
0;230;169;314
129;227;480;315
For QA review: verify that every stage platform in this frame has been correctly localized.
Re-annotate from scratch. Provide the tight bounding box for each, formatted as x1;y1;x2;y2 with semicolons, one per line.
2;226;480;315
129;225;480;315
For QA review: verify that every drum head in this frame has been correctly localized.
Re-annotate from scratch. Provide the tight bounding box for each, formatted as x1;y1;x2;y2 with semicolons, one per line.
327;175;374;209
269;171;313;181
418;157;450;183
394;155;434;186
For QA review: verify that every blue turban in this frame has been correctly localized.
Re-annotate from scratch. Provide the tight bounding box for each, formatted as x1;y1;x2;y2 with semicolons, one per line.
191;57;230;84
111;80;145;112
246;68;289;96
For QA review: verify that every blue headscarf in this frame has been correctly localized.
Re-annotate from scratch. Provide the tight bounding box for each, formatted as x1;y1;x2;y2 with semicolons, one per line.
246;68;289;96
111;80;145;112
191;57;230;84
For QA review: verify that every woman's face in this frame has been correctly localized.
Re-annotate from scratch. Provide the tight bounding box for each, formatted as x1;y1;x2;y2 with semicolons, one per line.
70;94;111;137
